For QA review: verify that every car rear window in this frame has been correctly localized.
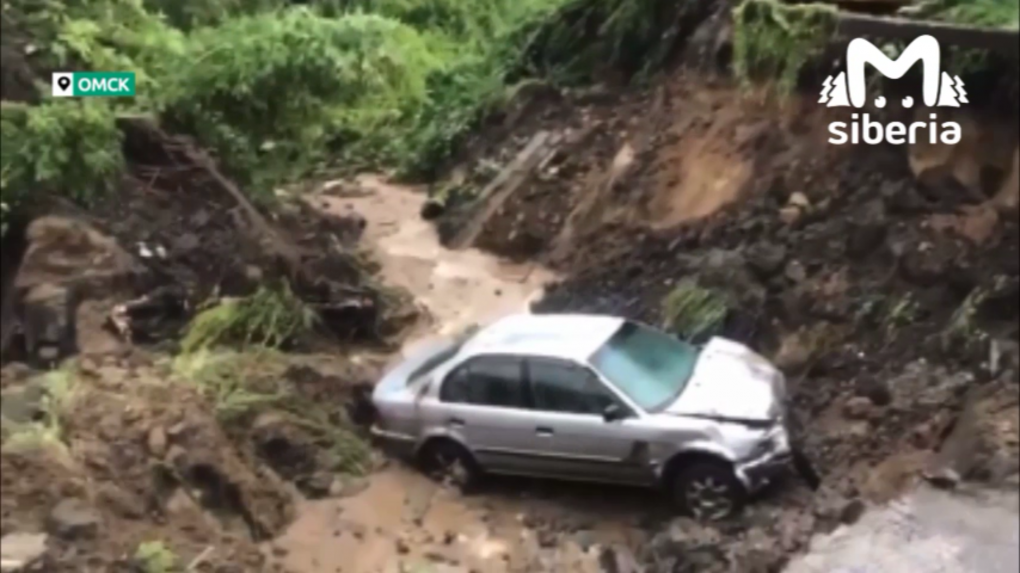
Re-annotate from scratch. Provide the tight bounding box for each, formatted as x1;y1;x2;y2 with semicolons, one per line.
406;324;480;385
407;344;461;385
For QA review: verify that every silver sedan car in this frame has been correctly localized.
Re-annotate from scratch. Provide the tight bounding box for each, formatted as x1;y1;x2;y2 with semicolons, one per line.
371;314;792;519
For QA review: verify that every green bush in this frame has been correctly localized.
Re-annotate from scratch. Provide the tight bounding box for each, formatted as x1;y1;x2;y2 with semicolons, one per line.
1;100;123;234
161;9;438;192
733;0;838;93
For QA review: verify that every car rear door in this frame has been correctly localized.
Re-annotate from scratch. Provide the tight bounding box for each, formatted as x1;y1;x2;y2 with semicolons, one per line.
428;355;554;475
523;357;653;484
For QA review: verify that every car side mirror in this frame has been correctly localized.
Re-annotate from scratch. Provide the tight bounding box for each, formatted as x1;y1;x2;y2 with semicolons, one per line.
603;404;625;423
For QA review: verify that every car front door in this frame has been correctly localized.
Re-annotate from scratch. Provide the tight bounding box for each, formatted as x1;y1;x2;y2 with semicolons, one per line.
524;357;652;484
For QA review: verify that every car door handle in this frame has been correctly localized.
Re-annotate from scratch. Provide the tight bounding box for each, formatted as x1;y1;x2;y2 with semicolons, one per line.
535;427;554;437
448;418;465;428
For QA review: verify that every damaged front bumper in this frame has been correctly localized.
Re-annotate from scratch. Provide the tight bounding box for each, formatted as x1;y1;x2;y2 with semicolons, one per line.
735;426;793;492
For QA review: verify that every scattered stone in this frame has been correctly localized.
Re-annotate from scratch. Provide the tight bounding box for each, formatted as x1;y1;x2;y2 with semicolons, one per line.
840;499;866;525
779;206;803;226
924;467;961;490
299;472;335;499
746;242;788;278
598;546;643;573
788;192;811;209
0;379;48;424
147;426;168;458
96;483;146;520
784;260;808;283
395;537;410;555
420;200;445;221
843;396;876;421
537;530;558;549
47;498;101;540
0;533;48;571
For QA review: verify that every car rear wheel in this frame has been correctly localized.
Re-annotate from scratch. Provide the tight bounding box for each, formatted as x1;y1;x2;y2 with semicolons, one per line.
420;440;482;492
672;461;745;521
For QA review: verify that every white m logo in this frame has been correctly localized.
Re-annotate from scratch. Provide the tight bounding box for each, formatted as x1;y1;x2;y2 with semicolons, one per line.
820;35;968;109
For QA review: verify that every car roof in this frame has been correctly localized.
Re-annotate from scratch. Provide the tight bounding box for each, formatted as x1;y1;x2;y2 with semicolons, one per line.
460;313;625;362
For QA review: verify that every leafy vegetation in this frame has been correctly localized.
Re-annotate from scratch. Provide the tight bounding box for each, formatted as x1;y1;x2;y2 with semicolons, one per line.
733;0;837;93
133;541;178;573
661;280;730;343
906;0;1020;28
173;350;372;474
0;365;77;454
1;100;123;234
181;283;318;353
1;0;704;223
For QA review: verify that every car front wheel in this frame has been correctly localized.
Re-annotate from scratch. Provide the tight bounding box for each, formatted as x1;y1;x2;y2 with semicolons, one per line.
672;461;745;521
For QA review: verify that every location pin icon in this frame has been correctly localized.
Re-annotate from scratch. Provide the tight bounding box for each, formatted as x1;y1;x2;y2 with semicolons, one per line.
58;76;71;90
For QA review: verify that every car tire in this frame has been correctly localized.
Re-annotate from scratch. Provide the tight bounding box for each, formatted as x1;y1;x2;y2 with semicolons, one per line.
671;461;745;521
420;440;482;493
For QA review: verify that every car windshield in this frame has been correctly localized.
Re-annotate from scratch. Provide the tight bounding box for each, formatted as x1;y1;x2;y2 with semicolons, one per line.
588;321;700;412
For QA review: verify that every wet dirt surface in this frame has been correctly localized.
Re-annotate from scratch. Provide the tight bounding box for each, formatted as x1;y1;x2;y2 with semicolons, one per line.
317;175;556;338
787;486;1020;573
272;178;645;573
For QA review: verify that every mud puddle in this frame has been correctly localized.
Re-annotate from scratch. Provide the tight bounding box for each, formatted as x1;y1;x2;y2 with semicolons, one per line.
270;177;647;572
787;485;1020;573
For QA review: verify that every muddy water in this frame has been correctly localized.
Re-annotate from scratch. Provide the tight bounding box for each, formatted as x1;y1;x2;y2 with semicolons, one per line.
786;485;1020;573
271;177;648;573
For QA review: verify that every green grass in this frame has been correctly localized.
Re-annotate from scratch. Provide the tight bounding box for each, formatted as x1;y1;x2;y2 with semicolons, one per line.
181;283;318;353
134;541;178;573
905;0;1020;28
661;280;730;343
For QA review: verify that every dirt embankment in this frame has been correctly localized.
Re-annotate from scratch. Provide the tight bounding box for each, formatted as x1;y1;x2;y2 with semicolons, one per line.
0;115;406;571
431;59;1019;568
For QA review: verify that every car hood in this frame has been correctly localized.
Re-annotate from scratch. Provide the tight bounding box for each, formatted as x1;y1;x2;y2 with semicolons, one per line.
662;337;785;423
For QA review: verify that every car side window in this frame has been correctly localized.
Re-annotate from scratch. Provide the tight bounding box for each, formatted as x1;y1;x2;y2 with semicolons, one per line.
440;365;471;403
440;357;525;409
528;359;617;415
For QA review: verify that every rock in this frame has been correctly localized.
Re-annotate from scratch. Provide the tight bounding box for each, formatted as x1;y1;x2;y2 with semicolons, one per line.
784;260;808;283
395;537;410;555
846;222;887;259
746;242;788;278
298;472;334;499
857;376;893;407
147;426;168;458
990;339;1020;377
0;532;48;571
20;283;79;368
924;467;961;490
0;379;48;424
420;199;445;221
96;483;146;520
839;499;866;525
537;529;558;549
46;499;101;540
843;397;876;420
788;192;811;209
598;546;643;573
779;206;803;226
926;382;1019;487
331;477;369;499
